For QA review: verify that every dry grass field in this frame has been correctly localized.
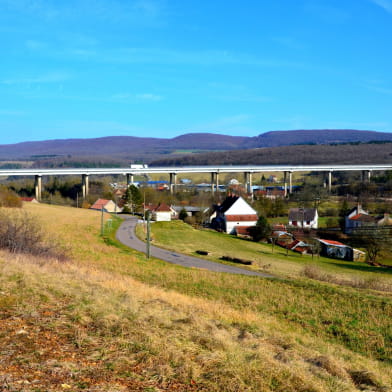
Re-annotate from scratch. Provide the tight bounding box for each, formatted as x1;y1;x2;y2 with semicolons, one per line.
0;203;391;391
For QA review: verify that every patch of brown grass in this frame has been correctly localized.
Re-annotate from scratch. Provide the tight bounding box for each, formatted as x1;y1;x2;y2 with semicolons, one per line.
302;264;392;293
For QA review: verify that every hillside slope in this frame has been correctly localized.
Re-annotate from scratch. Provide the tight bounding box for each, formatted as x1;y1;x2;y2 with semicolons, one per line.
0;203;391;391
0;130;391;164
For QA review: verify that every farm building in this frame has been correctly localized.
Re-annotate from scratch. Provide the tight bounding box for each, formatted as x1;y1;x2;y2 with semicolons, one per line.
318;239;353;261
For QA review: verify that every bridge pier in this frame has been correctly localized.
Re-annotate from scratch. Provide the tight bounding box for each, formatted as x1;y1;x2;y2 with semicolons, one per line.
289;171;293;194
243;172;253;194
126;173;134;186
283;172;288;197
170;173;177;194
245;172;253;193
34;175;42;201
82;174;89;199
210;172;220;194
328;171;332;193
362;170;372;182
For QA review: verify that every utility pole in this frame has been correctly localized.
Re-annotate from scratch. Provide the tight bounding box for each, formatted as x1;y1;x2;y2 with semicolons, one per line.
146;210;151;259
101;206;104;236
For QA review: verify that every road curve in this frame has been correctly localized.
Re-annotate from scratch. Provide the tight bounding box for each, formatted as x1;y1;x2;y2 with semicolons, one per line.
116;215;274;278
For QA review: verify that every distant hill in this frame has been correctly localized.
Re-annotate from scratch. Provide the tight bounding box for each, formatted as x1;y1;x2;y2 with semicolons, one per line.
0;129;391;166
151;142;392;166
0;133;248;161
246;129;392;148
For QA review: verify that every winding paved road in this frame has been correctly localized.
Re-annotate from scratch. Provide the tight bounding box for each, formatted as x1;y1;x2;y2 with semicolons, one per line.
116;215;274;278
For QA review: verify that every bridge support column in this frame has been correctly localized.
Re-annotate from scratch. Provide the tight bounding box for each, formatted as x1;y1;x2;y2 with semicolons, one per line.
215;172;220;193
283;172;288;197
361;170;371;182
82;174;89;199
211;172;215;194
289;171;293;194
247;172;253;194
126;173;134;186
328;171;332;193
34;175;42;201
170;173;177;194
244;172;248;193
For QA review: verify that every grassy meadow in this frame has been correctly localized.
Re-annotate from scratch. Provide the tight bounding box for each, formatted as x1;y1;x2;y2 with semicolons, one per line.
141;220;392;283
0;203;391;391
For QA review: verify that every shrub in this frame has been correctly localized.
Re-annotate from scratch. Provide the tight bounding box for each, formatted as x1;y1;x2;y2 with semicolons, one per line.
0;209;67;260
184;215;196;226
0;186;22;208
178;208;188;221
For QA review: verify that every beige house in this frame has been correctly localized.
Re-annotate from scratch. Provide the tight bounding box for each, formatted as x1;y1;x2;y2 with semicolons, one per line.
90;198;122;213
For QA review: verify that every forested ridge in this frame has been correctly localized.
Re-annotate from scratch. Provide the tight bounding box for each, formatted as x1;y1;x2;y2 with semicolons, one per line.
151;142;392;166
1;130;392;167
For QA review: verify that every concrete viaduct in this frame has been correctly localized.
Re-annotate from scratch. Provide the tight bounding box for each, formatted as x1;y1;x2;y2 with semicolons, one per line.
0;164;390;201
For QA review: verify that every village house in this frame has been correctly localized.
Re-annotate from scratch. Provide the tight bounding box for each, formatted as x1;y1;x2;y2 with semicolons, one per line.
288;208;318;229
267;175;278;183
20;196;39;203
376;213;392;226
344;204;375;234
171;205;209;218
254;188;285;200
90;198;122;213
144;203;176;221
210;195;258;234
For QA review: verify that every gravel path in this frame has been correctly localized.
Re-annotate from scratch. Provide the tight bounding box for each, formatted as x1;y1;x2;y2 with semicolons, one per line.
116;215;274;278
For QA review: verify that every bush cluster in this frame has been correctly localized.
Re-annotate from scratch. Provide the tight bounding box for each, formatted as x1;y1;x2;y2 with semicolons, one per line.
0;186;22;208
0;209;66;260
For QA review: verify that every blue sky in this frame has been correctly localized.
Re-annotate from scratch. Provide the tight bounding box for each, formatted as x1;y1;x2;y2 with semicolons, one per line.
1;0;392;144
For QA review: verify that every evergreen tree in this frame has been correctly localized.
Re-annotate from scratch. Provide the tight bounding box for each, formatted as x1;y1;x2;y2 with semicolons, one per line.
122;185;142;214
247;215;271;242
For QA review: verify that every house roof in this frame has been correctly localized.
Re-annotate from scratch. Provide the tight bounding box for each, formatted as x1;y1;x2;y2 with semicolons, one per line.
215;195;239;214
20;197;37;202
90;199;112;209
172;205;206;213
349;213;375;222
144;203;157;211
318;239;348;247
154;203;172;212
234;226;252;235
226;214;258;222
289;208;317;222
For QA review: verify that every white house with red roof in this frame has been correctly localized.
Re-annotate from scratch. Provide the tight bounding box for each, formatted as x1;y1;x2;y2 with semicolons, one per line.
90;198;122;213
152;203;173;221
210;195;258;234
144;202;175;221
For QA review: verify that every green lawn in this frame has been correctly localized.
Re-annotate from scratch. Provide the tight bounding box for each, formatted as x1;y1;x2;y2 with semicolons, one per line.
138;220;392;285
